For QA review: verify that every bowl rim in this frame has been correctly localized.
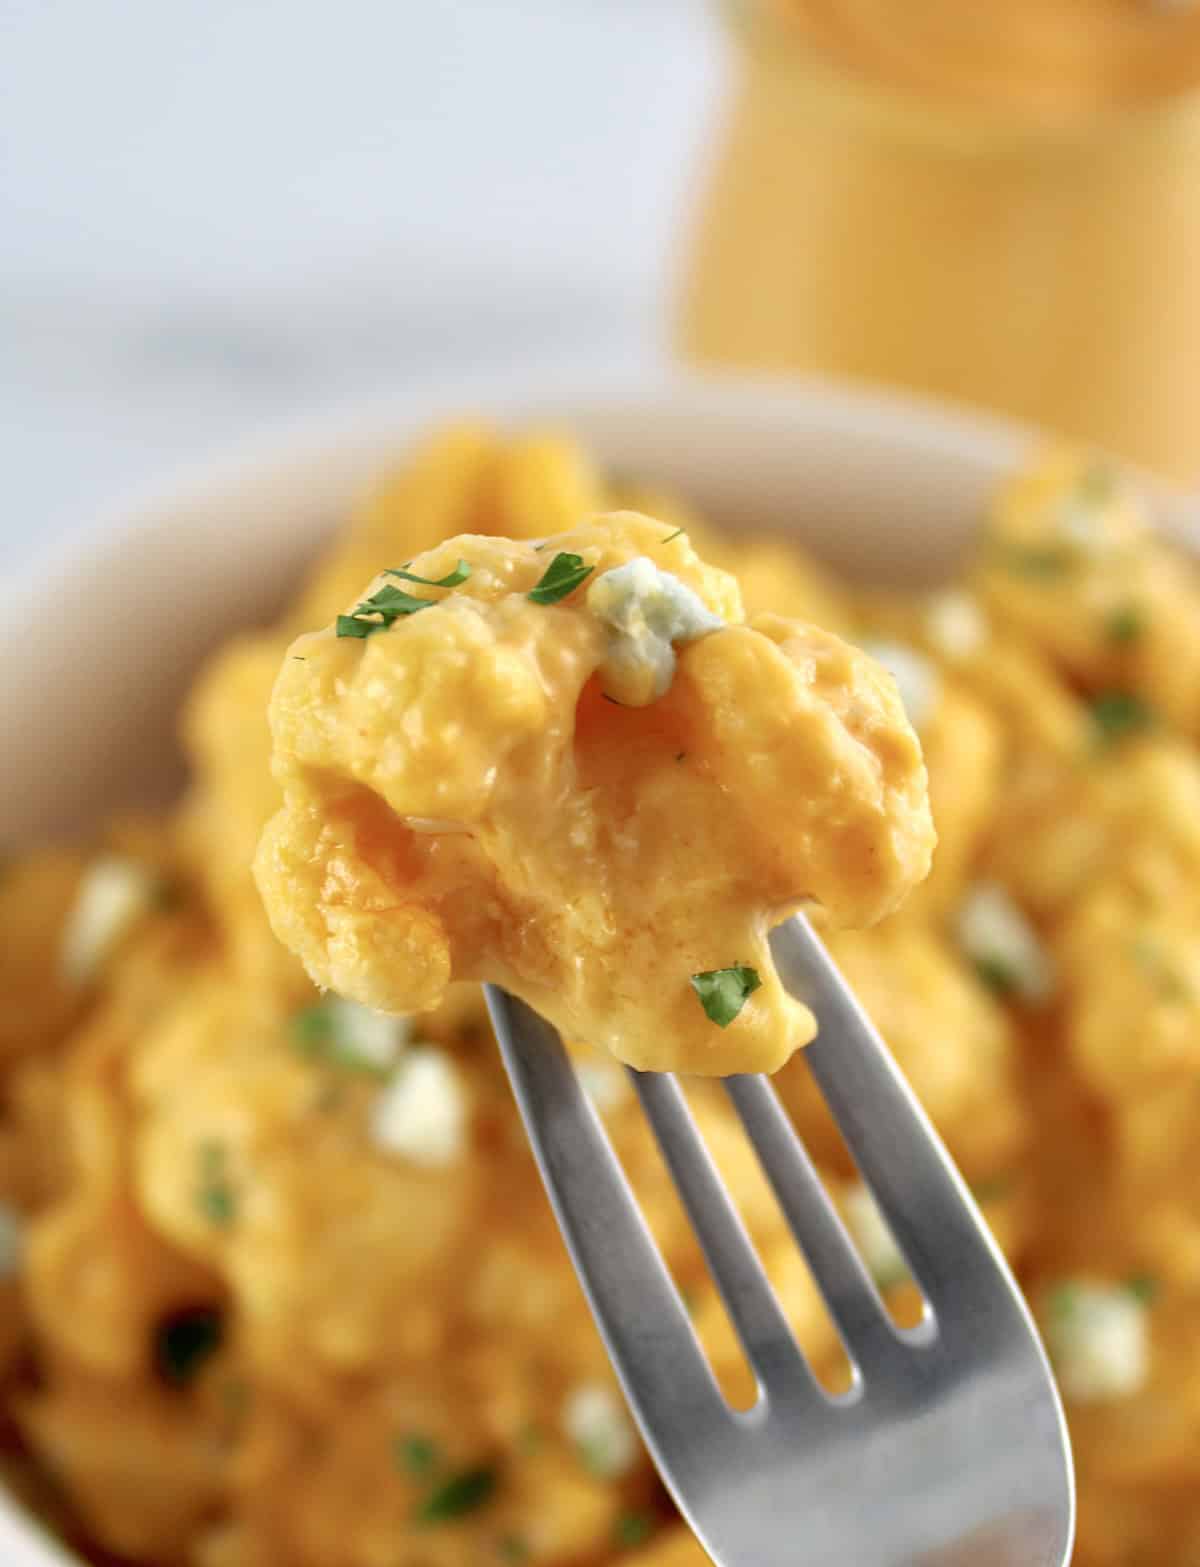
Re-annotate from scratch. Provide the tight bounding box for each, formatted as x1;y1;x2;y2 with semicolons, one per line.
5;366;1039;611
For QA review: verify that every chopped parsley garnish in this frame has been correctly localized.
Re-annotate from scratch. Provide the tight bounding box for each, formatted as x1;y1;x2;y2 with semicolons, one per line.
613;1512;652;1549
661;528;684;544
1089;691;1156;748
992;542;1074;580
385;560;471;588
396;1433;440;1476
973;956;1019;999
335;560;472;638
196;1142;237;1229
1125;1273;1159;1305
288;1002;393;1078
1104;605;1144;646
337;582;441;639
415;1464;498;1524
971;1176;1014;1203
690;965;761;1027
154;1305;224;1386
528;552;594;605
1046;1283;1080;1322
515;1423;544;1455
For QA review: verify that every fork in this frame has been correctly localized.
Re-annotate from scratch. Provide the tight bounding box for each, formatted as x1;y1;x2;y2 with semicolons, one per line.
484;914;1074;1567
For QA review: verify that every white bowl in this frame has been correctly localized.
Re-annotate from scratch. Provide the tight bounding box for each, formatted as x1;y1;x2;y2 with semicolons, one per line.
0;369;1171;1563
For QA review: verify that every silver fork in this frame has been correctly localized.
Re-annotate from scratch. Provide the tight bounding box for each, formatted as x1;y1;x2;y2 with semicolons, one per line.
484;914;1073;1567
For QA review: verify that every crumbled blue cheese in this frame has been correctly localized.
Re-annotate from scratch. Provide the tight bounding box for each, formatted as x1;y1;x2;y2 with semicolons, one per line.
60;856;160;986
843;1182;908;1289
1043;1281;1148;1403
924;592;987;661
323;999;410;1072
562;1382;639;1478
860;639;940;731
586;556;723;707
370;1047;467;1166
0;1205;23;1279
576;1055;630;1116
956;882;1055;1003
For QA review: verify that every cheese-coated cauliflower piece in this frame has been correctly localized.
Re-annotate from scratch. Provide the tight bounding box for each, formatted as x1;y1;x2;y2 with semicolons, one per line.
254;513;934;1075
976;448;1200;734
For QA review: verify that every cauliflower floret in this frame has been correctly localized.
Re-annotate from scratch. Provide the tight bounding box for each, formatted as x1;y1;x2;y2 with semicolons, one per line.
254;512;934;1075
976;448;1200;734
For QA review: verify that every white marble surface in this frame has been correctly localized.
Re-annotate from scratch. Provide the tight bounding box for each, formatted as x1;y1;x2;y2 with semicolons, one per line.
0;0;726;573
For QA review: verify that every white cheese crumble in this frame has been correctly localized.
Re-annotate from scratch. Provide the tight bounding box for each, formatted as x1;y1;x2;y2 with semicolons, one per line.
587;556;723;706
843;1182;908;1289
576;1056;630;1115
0;1205;23;1279
924;592;987;661
1043;1281;1149;1403
370;1047;467;1166
324;998;410;1072
562;1382;639;1478
860;639;940;731
956;882;1055;1004
60;856;160;986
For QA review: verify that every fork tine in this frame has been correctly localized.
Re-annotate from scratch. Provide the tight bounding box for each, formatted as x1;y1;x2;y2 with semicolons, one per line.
630;1069;826;1406
769;916;1009;1320
483;986;730;1455
723;1072;900;1374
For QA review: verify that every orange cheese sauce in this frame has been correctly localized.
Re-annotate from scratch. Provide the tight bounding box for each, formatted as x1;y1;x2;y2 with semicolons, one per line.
254;516;933;1075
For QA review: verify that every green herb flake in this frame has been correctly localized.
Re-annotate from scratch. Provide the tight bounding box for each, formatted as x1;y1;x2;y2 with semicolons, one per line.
528;552;594;605
515;1423;544;1456
1104;605;1145;647
336;583;440;640
1125;1273;1159;1305
973;956;1019;999
993;542;1075;580
196;1142;237;1229
290;1004;334;1053
1046;1283;1080;1323
691;965;761;1027
396;1433;440;1476
613;1512;652;1550
661;528;684;544
497;1535;530;1564
287;1002;393;1078
385;560;471;589
415;1464;498;1525
1089;691;1156;748
154;1306;224;1386
971;1176;1014;1204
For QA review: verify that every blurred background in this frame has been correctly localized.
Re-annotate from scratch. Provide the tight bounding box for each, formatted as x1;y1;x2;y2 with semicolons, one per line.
0;0;722;570
7;0;1200;573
